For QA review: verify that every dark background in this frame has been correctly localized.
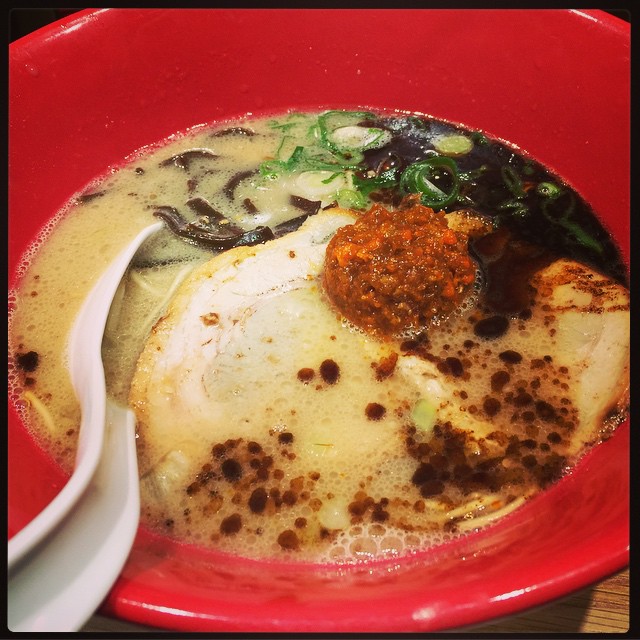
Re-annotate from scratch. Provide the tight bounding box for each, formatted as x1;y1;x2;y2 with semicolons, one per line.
9;8;80;41
7;7;631;43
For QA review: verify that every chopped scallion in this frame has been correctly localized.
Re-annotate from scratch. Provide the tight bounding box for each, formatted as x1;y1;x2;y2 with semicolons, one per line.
536;181;562;199
501;165;526;198
412;398;437;433
433;134;473;156
316;110;376;158
329;125;392;154
400;156;460;208
294;171;350;200
336;189;366;209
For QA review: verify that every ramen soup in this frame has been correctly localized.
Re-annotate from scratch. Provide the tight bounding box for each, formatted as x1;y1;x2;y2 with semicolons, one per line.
9;110;630;562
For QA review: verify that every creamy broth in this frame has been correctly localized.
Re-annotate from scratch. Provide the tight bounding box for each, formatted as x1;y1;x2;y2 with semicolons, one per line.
9;110;630;563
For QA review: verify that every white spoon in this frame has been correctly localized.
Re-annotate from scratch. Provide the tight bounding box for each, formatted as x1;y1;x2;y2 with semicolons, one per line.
7;222;163;632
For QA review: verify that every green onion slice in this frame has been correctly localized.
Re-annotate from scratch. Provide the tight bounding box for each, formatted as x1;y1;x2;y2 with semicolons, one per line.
317;110;378;157
433;134;473;156
540;190;604;255
501;165;526;198
352;165;399;198
412;398;437;433
400;156;460;208
536;181;562;199
336;188;366;209
259;145;358;180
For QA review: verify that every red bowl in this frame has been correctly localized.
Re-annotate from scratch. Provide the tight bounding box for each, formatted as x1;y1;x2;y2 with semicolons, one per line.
8;9;629;632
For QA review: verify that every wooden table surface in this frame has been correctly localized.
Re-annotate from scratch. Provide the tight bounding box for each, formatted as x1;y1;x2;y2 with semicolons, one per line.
81;566;629;634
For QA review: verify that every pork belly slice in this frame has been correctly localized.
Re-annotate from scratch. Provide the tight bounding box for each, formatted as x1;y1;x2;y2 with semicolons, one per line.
130;208;359;478
396;257;630;453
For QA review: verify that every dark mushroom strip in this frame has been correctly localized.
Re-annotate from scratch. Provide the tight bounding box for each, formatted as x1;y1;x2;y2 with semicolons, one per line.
223;169;258;200
290;195;322;216
243;198;259;215
210;127;256;137
153;206;274;250
159;148;219;170
272;211;319;238
76;191;106;204
258;196;323;237
186;197;245;234
187;168;220;194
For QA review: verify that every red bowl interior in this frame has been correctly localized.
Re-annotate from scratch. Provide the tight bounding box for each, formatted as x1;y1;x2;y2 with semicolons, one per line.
8;9;629;632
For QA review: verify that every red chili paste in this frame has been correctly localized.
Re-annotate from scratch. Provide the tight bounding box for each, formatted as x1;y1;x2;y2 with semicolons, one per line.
323;199;476;337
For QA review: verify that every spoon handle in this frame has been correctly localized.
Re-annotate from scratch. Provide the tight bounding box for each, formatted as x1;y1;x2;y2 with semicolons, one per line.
8;401;140;632
7;222;162;568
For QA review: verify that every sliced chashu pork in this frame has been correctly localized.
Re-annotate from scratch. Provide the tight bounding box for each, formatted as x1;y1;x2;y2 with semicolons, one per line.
395;257;630;454
530;258;630;438
130;208;411;475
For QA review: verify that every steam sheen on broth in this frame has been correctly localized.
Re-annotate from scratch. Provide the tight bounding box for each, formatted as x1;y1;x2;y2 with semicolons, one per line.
8;110;630;563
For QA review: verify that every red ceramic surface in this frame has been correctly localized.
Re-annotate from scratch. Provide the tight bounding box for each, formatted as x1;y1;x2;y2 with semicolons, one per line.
8;9;630;632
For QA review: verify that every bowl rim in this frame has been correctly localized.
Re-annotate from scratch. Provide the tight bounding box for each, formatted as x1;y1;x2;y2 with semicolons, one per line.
8;7;630;633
